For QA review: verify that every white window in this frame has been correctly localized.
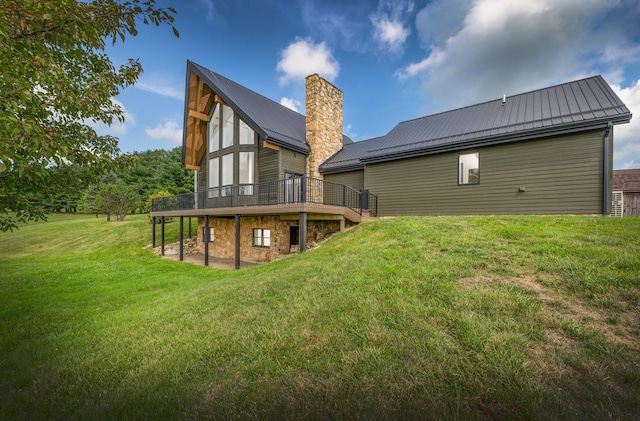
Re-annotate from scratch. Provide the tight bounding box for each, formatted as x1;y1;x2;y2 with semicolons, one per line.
208;104;220;153
208;157;219;197
253;229;271;248
239;152;254;195
459;152;479;185
239;119;254;145
222;104;234;149
221;153;233;196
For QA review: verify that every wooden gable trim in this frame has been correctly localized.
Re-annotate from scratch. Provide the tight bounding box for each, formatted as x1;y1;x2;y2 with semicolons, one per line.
188;109;209;121
263;140;280;151
184;70;208;170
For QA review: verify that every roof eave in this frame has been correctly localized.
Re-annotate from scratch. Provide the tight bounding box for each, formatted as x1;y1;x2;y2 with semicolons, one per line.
361;116;631;164
319;163;365;174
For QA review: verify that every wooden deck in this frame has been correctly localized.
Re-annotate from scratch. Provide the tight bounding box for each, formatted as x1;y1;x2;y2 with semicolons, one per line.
150;202;375;223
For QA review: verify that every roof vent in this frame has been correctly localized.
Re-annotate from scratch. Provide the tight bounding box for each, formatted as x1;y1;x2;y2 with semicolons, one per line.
502;94;506;105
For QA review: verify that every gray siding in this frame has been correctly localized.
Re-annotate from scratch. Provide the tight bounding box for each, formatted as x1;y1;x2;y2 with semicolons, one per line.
325;170;365;190
366;130;606;216
197;152;207;192
259;140;279;182
280;148;306;177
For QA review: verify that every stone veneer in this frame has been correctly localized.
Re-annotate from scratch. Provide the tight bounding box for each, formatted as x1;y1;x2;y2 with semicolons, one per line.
197;216;340;263
305;74;343;179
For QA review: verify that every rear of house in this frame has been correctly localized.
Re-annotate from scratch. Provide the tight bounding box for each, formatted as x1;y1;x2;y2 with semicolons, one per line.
151;62;632;266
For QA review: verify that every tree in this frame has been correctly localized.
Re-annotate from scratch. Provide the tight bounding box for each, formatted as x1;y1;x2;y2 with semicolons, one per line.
0;0;178;231
95;183;138;222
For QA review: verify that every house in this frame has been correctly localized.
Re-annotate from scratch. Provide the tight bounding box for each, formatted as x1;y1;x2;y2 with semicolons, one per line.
612;169;640;216
150;60;632;267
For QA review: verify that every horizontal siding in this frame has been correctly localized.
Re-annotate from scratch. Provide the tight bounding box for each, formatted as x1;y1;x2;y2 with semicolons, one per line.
366;130;605;216
197;152;207;192
281;148;305;177
324;170;365;190
259;141;279;182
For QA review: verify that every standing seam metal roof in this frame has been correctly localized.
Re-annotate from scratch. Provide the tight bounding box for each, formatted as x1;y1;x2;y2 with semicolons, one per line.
322;75;631;171
189;61;309;154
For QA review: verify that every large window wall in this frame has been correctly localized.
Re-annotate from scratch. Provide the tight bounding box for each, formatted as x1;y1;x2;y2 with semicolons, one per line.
207;103;256;197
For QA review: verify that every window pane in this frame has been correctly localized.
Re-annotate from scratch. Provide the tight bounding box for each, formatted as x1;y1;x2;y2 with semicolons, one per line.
239;152;254;184
208;157;219;198
253;229;262;247
263;229;270;247
208;157;219;188
222;105;234;149
222;153;233;186
239;119;254;145
208;104;220;153
459;153;479;185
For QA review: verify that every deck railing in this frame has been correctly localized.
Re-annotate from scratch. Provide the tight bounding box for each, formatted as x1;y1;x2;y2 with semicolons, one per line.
152;176;378;216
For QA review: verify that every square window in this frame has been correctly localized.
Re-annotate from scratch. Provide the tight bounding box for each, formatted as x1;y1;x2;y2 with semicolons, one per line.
253;228;271;248
459;152;479;185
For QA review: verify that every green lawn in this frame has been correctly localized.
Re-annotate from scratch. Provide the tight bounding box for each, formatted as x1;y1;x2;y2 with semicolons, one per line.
1;213;639;420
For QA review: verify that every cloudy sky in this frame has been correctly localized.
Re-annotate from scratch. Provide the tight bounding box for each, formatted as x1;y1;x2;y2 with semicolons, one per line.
106;0;640;169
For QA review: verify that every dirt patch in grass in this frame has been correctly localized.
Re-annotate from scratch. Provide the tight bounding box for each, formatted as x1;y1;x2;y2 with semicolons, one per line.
458;273;639;351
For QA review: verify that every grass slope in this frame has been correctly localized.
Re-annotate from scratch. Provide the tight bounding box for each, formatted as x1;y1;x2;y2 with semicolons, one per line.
0;214;639;420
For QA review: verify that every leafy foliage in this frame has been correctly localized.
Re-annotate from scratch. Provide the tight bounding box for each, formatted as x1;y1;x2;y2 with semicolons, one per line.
94;182;138;222
0;0;178;231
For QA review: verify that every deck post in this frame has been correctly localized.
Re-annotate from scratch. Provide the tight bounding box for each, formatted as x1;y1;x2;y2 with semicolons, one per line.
179;216;184;262
204;215;209;267
161;216;165;256
152;216;156;248
299;212;307;252
234;214;240;269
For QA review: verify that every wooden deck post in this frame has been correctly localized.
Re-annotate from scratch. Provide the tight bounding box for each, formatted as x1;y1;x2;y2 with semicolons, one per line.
234;214;240;269
161;216;165;256
299;212;307;252
204;215;209;266
179;216;184;262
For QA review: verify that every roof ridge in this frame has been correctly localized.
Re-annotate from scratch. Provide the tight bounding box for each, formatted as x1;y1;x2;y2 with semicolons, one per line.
396;75;606;126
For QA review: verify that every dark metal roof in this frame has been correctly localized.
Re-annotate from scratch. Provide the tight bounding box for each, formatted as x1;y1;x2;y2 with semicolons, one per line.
189;61;309;154
320;136;385;173
323;75;631;171
613;169;640;192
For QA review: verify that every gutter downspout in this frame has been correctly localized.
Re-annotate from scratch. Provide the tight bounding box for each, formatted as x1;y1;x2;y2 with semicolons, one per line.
602;122;612;216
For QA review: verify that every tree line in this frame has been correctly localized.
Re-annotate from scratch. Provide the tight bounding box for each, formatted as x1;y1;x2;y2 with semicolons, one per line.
1;0;178;231
41;147;193;221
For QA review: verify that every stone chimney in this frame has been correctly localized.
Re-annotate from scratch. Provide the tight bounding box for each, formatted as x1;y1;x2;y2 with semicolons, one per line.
305;74;343;179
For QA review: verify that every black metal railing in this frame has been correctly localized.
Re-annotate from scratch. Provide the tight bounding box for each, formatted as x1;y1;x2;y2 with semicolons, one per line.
152;176;378;216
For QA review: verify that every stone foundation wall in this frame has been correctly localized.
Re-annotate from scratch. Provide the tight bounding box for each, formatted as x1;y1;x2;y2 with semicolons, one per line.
197;216;342;263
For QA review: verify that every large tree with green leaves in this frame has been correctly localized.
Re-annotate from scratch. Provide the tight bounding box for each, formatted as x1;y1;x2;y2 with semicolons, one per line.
0;0;178;231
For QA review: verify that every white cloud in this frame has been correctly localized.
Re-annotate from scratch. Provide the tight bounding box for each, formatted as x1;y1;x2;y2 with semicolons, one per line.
145;120;183;144
280;97;302;113
135;75;183;100
371;17;409;53
398;0;640;109
370;0;413;54
611;80;640;169
89;98;135;136
344;123;358;141
277;38;339;85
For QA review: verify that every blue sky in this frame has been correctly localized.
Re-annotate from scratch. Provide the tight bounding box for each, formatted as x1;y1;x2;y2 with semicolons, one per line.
101;0;640;169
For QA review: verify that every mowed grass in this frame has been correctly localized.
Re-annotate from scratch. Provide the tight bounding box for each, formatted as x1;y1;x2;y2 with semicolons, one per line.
0;213;639;420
